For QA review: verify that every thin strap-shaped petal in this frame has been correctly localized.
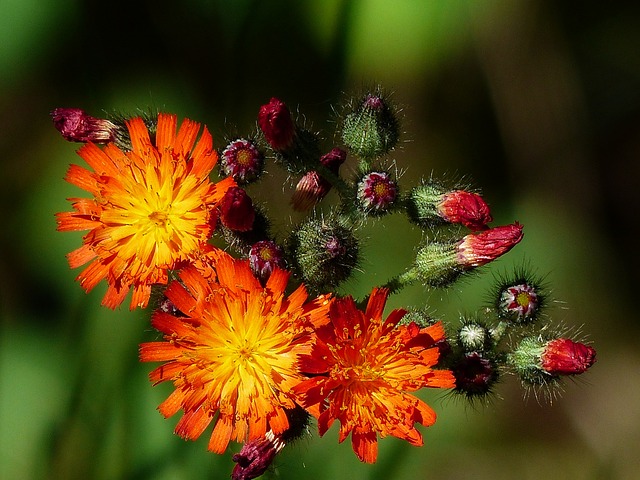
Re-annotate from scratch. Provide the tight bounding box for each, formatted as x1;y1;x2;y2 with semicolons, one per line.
130;283;151;309
78;142;119;177
174;117;201;159
64;164;100;194
67;244;96;268
76;260;109;292
365;287;389;321
156;113;177;152
139;342;181;363
175;407;213;441
102;283;130;309
56;211;99;232
126;117;153;156
208;415;233;454
159;388;187;417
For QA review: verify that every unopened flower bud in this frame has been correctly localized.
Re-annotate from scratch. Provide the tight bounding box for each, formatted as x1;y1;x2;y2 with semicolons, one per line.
219;187;255;232
291;171;331;211
509;336;596;386
232;430;285;480
541;338;596;376
341;91;400;159
51;108;119;143
457;223;524;268
258;97;295;151
249;240;286;282
452;351;499;398
220;138;264;184
406;183;492;231
290;216;359;291
438;190;492;230
291;148;347;211
458;321;492;352
356;171;398;215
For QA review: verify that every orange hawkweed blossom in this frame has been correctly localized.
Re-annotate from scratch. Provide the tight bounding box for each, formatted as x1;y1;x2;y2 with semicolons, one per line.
56;113;234;309
293;288;455;463
139;252;331;454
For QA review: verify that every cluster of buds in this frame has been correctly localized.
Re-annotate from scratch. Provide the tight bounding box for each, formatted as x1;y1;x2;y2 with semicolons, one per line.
52;87;597;479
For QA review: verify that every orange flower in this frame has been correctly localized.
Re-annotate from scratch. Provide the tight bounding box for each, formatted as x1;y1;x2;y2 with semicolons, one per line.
56;113;235;309
139;253;331;454
292;288;455;463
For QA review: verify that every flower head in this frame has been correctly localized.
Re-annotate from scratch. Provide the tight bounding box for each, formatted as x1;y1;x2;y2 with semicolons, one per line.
220;138;264;184
258;98;295;151
499;283;539;324
293;288;455;463
51;108;119;143
56;113;235;309
249;240;286;282
356;171;398;215
139;253;331;454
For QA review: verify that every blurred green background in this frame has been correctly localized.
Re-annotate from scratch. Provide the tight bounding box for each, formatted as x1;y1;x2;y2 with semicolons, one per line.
1;1;639;479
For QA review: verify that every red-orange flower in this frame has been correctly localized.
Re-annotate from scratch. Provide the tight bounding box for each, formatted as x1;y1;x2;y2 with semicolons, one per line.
292;288;455;463
56;113;235;309
139;253;331;454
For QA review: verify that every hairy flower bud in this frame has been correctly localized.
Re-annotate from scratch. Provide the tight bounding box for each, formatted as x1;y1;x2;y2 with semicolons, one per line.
258;97;295;151
220;138;264;184
458;320;492;352
457;223;524;268
51;108;119;143
356;171;398;215
291;148;347;211
541;338;597;376
452;351;499;398
289;216;359;291
341;91;400;159
406;183;492;231
249;240;286;282
219;187;256;232
509;336;596;387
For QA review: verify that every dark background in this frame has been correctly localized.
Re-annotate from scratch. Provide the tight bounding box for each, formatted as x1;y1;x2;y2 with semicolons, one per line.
1;1;638;479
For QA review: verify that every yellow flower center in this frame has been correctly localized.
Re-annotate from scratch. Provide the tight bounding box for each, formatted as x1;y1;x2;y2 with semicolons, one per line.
516;291;531;308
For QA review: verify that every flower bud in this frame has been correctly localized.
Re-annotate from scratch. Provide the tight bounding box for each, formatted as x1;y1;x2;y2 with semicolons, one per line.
219;187;256;232
249;240;286;282
356;171;398;215
438;190;492;230
457;320;492;352
341;91;400;159
406;183;492;231
451;351;499;398
291;148;347;211
509;336;596;386
232;430;285;480
51;108;119;143
541;338;597;376
289;216;359;291
258;97;295;151
220;138;264;184
456;223;524;268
